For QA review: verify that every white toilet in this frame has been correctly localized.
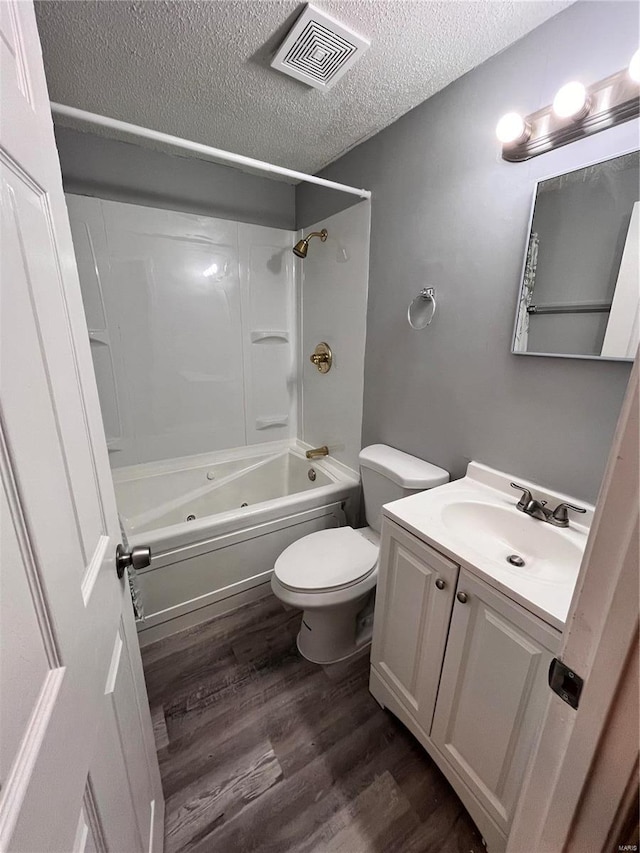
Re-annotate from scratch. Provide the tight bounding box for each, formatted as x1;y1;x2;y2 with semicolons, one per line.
271;444;449;664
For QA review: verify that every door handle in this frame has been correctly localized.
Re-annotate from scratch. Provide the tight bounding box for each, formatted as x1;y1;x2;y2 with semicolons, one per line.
116;544;151;579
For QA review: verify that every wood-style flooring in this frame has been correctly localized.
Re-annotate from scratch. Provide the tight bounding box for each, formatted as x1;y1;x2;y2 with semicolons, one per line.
141;594;483;853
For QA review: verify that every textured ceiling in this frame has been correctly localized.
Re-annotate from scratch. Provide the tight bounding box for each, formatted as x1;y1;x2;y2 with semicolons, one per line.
35;0;573;175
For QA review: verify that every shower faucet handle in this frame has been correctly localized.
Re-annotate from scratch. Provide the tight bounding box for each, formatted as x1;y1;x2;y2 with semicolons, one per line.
309;342;332;373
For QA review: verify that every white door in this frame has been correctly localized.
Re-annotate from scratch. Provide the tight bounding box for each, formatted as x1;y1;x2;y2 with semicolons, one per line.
371;519;458;734
0;2;164;851
430;569;559;835
507;358;638;853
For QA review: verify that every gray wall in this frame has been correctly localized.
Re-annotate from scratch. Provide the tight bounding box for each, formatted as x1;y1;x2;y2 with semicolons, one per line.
55;126;295;229
296;1;637;503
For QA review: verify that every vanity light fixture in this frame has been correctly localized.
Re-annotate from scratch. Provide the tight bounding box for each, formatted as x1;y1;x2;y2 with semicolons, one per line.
495;112;531;146
498;57;640;162
552;81;590;120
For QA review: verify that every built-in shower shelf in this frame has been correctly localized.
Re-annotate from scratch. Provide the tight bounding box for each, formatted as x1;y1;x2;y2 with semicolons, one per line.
88;329;109;345
255;415;289;430
250;330;289;344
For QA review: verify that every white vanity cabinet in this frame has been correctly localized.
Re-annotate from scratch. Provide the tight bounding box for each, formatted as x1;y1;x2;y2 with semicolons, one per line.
431;568;560;837
371;520;458;733
370;518;561;852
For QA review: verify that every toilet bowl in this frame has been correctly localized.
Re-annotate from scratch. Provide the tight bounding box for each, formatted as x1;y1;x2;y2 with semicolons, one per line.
271;445;449;664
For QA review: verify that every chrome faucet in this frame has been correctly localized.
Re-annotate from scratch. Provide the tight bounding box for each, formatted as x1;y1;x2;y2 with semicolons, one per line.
305;445;329;460
510;483;587;527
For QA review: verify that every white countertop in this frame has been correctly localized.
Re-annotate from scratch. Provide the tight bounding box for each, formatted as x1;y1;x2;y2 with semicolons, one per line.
382;461;594;632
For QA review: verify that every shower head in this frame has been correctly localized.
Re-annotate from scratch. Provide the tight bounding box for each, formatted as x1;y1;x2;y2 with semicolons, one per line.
293;228;328;258
292;239;308;259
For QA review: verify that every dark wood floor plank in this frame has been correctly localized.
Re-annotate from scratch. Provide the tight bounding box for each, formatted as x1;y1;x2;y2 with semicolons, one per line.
191;711;413;853
165;740;282;853
164;643;320;745
160;658;328;788
321;643;372;682
151;705;169;752
269;683;379;777
162;705;274;806
160;656;330;803
141;593;483;853
230;607;301;664
144;641;237;708
140;592;282;669
399;791;483;853
292;770;419;853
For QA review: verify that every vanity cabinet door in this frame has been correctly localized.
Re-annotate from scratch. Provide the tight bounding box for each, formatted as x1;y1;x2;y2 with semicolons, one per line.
431;569;560;835
371;519;458;733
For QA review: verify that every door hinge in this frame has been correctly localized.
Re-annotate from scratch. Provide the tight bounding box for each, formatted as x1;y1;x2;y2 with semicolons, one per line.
549;657;584;709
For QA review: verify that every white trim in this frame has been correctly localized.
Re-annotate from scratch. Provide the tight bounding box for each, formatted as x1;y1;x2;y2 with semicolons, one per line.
50;102;371;200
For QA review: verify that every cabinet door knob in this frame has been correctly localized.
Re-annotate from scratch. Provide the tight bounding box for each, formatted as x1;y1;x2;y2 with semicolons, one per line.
435;578;446;590
456;591;468;604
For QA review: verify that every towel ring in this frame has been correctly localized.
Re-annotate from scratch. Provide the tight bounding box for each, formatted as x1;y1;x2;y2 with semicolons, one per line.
408;287;437;330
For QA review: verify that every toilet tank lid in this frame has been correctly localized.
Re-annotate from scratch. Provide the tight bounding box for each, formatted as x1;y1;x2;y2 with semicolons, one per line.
358;444;449;489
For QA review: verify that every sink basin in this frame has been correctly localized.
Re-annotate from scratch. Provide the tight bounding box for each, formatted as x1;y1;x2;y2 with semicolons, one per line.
382;461;593;628
440;501;583;583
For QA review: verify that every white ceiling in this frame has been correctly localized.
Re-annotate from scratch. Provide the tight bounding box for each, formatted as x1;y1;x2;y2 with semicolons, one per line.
35;1;573;175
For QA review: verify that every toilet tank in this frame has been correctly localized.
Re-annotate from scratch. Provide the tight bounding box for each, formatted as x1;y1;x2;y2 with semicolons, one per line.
359;444;449;533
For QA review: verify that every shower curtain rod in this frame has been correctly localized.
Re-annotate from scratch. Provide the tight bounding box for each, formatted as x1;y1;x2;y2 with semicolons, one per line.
50;103;372;200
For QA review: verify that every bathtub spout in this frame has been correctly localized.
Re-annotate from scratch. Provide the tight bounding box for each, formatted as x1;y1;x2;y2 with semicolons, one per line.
305;446;329;460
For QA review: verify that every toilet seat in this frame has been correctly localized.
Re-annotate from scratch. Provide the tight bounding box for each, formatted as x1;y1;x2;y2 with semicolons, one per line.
274;527;378;594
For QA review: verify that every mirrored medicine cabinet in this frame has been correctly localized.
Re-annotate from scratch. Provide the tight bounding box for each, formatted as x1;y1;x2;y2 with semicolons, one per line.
512;150;639;361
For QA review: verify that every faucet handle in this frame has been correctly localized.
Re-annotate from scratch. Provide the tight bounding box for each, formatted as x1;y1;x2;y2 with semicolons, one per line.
510;482;533;511
551;501;587;526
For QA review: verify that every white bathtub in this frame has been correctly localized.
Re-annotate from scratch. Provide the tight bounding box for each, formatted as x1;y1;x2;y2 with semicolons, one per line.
113;441;360;643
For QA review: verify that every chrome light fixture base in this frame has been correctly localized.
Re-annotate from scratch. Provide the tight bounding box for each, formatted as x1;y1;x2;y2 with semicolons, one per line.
501;67;639;163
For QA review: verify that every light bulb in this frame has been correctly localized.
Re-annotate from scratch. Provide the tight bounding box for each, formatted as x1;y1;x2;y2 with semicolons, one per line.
495;112;530;146
552;81;590;120
630;49;640;83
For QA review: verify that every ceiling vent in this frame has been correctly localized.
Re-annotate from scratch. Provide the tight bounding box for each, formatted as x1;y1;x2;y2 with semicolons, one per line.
271;3;370;92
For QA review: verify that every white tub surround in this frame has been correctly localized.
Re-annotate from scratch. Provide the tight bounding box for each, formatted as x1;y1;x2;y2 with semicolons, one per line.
66;195;297;466
67;187;373;645
300;202;371;472
114;442;359;642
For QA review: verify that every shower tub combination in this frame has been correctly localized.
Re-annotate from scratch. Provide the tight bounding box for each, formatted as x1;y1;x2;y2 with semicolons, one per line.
114;441;360;644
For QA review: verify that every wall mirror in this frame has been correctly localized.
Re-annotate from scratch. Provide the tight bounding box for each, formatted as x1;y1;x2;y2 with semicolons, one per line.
512;150;639;361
